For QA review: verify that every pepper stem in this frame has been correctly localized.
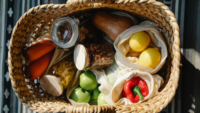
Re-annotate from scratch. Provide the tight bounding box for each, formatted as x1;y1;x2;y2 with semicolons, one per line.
133;86;144;101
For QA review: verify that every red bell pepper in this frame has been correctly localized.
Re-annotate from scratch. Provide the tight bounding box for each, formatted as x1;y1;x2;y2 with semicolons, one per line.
122;77;149;103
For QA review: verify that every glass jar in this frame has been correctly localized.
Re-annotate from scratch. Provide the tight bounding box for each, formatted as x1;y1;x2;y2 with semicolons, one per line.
51;17;79;49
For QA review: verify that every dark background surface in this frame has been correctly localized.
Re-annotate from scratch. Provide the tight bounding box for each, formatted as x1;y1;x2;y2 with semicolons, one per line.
0;0;199;113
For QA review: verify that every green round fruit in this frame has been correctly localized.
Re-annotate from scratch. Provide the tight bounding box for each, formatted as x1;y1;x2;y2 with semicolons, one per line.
91;87;100;102
97;93;107;105
70;87;91;103
80;71;98;90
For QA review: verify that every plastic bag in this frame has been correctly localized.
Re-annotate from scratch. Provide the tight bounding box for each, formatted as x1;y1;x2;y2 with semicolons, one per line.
114;23;168;74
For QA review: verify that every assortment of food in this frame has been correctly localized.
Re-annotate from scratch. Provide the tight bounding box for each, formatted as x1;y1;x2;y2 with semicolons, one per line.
23;10;166;106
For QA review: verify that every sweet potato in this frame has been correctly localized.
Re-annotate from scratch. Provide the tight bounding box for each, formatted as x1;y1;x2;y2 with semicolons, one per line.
25;40;55;62
26;51;54;80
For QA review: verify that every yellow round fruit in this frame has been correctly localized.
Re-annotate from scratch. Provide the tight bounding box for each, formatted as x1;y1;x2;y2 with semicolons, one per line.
138;48;161;69
129;31;150;52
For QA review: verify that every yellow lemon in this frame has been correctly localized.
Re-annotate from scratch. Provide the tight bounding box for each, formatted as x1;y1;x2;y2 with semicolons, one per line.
138;48;161;69
129;31;150;52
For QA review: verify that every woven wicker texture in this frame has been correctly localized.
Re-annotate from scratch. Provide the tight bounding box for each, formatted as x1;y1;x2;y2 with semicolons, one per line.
8;0;180;112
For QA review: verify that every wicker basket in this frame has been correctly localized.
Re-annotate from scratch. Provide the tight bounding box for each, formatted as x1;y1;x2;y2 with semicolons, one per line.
8;0;180;112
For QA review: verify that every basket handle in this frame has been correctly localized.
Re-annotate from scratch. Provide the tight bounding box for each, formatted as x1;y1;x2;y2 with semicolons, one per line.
66;0;156;6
